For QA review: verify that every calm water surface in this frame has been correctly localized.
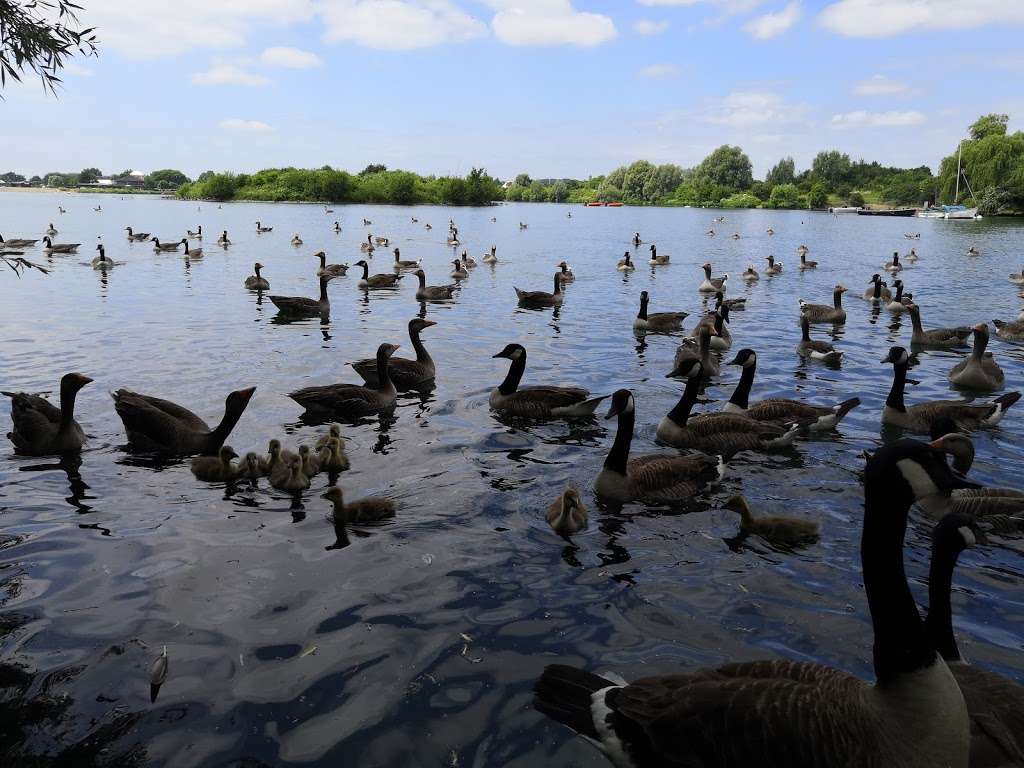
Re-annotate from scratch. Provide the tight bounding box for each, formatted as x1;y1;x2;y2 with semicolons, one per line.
1;191;1023;766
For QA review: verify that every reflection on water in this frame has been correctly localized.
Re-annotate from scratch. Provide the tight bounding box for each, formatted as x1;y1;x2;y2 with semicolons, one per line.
1;192;1023;765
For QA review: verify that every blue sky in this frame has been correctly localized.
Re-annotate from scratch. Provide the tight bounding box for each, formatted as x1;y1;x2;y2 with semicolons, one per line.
3;0;1023;180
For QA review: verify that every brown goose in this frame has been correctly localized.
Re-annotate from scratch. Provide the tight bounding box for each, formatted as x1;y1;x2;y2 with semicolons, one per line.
182;240;203;259
536;439;975;768
351;319;437;390
714;290;746;312
798;315;842;362
392;247;420;270
633;291;687;332
863;273;892;302
151;237;183;252
190;445;239;482
672;323;719;378
270;453;309;492
886;279;909;312
288;343;399;417
993;315;1024;341
355;259;402;288
693;304;732;350
799;285;848;323
322;485;395;524
112;386;255;455
489;344;607;419
515;273;563;308
764;254;783;275
906;303;971;348
450;259;469;279
244;263;269;290
546;486;588;536
722;495;820;548
698;262;727;293
42;236;80;253
270;274;335;315
4;372;92;455
557;261;575;282
412;269;457;301
315;251;348;277
1;234;39;247
948;324;1004;391
922;432;1024;522
741;264;759;281
648;244;669;265
124;228;149;242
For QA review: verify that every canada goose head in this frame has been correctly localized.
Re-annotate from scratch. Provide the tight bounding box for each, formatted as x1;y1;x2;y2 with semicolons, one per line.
604;389;635;420
96;244;104;253
355;260;368;268
321;486;344;503
866;438;980;507
667;357;703;380
881;346;910;366
409;317;436;332
727;348;756;368
43;236;52;245
492;343;525;361
869;273;881;283
219;445;239;462
254;262;263;271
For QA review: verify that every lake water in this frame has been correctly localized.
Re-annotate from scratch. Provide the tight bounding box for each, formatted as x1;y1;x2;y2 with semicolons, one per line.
1;190;1022;766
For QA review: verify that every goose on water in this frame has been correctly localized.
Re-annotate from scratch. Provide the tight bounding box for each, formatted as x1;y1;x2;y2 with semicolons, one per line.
3;372;92;455
269;274;335;316
698;262;727;293
450;259;469;280
217;230;231;246
714;290;745;312
91;244;121;269
672;323;720;380
546;486;587;536
799;251;818;270
764;254;783;275
461;252;477;269
800;285;848;323
489;343;607;419
355;260;402;288
633;291;687;332
616;252;635;271
920;432;1024;523
884;250;903;273
412;269;457;302
182;241;202;259
1009;266;1024;285
288;343;399;417
648;244;669;265
190;445;239;482
722;495;820;548
905;303;971;348
322;485;395;525
351;318;438;390
255;221;272;233
392;248;420;270
244;263;269;290
151;237;183;252
291;233;303;246
271;453;309;492
316;251;348;277
993;314;1024;341
741;264;759;281
864;273;892;302
0;234;39;247
42;236;80;253
798;315;842;362
514;273;563;308
948;323;1004;391
556;261;574;283
125;227;150;242
482;246;497;264
692;304;731;350
45;223;58;235
187;225;202;239
886;279;909;313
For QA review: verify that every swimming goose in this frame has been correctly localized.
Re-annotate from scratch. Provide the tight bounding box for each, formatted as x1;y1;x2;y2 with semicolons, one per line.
255;221;272;233
461;252;477;268
536;439;974;768
42;236;80;253
182;241;202;259
905;248;919;262
125;227;150;242
515;273;563;308
1009;267;1024;285
766;227;774;235
236;452;264;482
112;386;255;455
0;234;39;247
693;304;731;351
723;348;861;431
966;246;979;257
490;344;607;419
320;436;350;472
648;244;669;265
886;280;909;313
291;233;303;246
374;236;390;246
316;251;348;277
91;244;120;269
333;221;342;233
3;372;92;455
698;262;727;293
741;264;759;281
714;291;745;312
217;230;231;246
906;303;971;348
361;236;376;252
616;252;635;271
450;259;469;280
424;223;432;230
411;269;457;302
288;343;399;417
672;324;720;379
546;486;588;536
864;274;892;302
355;260;402;288
519;222;528;230
993;315;1024;341
884;251;903;273
363;218;372;226
633;291;687;332
799;251;818;270
764;254;783;275
881;346;1020;432
259;439;284;477
594;389;722;506
322;485;395;524
244;263;269;290
798;315;842;362
315;424;343;451
352;318;438;389
270;274;336;315
151;237;183;252
923;433;1024;522
46;223;58;235
190;445;239;482
299;444;322;478
187;225;202;239
722;495;820;548
631;232;641;247
447;236;460;247
482;246;497;264
948;324;1004;391
392;248;420;270
799;285;848;323
656;360;801;454
270;453;309;492
925;512;1024;766
556;261;574;283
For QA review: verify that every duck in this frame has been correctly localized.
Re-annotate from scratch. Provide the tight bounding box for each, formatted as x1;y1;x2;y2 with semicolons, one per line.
799;251;818;270
535;439;974;768
633;291;687;332
269;274;336;315
948;324;1004;391
291;234;303;246
392;248;420;270
798;315;842;362
320;436;350;472
42;236;80;253
966;246;980;257
799;285;848;323
255;221;272;233
355;260;402;289
881;346;1020;432
515;273;563;308
482;246;498;264
714;290;745;312
244;263;269;291
489;344;607;419
993;315;1024;341
450;259;469;280
46;223;58;235
186;225;202;239
556;261;574;283
864;274;892;302
217;230;231;246
906;303;971;348
922;432;1024;522
648;244;669;265
672;324;719;379
741;264;759;281
411;269;457;302
0;234;39;248
3;372;92;455
722;495;820;548
112;386;256;455
352;318;438;390
764;254;783;275
322;485;395;525
461;251;477;269
698;262;727;293
91;244;120;269
316;251;348;277
151;237;183;252
270;453;309;492
886;280;909;313
616;251;635;271
236;452;264;482
884;250;903;272
182;241;202;259
124;227;150;242
298;444;322;477
288;343;399;417
656;360;801;454
593;389;722;505
190;445;239;482
722;348;861;431
546;486;588;536
1008;267;1024;285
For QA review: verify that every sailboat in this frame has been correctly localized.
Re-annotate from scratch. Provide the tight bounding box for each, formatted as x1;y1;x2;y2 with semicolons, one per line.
943;141;981;219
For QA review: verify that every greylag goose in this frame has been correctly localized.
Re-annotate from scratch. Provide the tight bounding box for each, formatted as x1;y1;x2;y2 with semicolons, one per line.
616;252;635;271
316;251;347;277
546;486;587;536
648;244;669;265
450;259;469;280
489;344;607;419
352;319;437;390
948;324;1004;391
906;303;971;348
42;236;80;253
764;254;783;274
392;248;420;270
244;263;269;290
270;274;335;315
320;436;350;472
3;372;92;455
151;237;183;252
515;273;563;308
556;261;574;282
125;227;150;242
799;285;848;323
1009;266;1024;285
412;269;457;301
482;246;497;264
190;445;239;482
1;234;39;247
864;274;892;302
722;495;819;548
741;264;759;281
291;233;303;246
322;485;395;524
993;315;1024;341
798;315;842;362
236;452;264;482
698;262;727;292
355;260;402;288
299;444;323;477
633;291;687;332
258;438;284;477
288;343;399;417
270;453;309;492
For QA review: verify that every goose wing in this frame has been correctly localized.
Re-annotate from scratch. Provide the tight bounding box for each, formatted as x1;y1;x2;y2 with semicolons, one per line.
951;494;1024;518
113;390;210;433
3;392;61;447
497;386;589;417
352;357;431;388
951;665;1024;766
802;340;836;354
686;413;786;438
748;398;828;421
515;289;553;302
270;296;321;313
905;400;1001;429
626;453;719;501
288;383;385;414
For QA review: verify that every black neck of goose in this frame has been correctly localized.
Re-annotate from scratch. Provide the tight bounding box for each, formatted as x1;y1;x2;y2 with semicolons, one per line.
498;352;526;396
666;371;701;426
767;256;774;267
925;533;963;663
210;396;248;449
319;276;331;302
376;348;393;391
319;253;326;268
729;360;755;410
560;264;568;275
893;283;903;302
872;278;882;299
908;307;923;333
254;265;261;276
604;405;634;474
552;273;561;295
801;319;811;342
713;312;724;334
417;272;426;288
360;262;369;279
698;328;711;354
886;361;907;412
703;265;711;278
834;289;844;309
58;380;79;430
410;326;430;363
972;329;988;359
637;295;648;320
862;478;935;684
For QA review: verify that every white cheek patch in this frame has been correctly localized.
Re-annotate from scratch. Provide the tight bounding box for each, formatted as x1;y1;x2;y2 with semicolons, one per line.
899;351;909;364
957;526;977;547
624;396;635;414
897;458;942;499
511;349;524;360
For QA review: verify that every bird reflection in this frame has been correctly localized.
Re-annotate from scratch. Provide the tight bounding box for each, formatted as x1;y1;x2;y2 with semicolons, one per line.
18;454;92;513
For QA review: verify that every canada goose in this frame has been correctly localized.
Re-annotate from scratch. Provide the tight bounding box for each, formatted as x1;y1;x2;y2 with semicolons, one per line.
424;223;432;230
244;263;269;290
0;234;39;247
482;246;497;264
886;280;909;313
112;386;255;455
731;232;741;240
633;291;687;332
322;485;395;524
594;389;722;505
766;227;774;235
46;223;58;235
864;274;893;302
884;250;903;273
796;244;808;255
190;445;239;482
993;315;1024;341
741;264;759;281
461;252;477;268
764;254;783;275
616;251;635;271
881;346;1020;432
489;344;606;419
236;452;264;482
723;348;860;431
125;227;150;242
923;433;1024;521
966;246;979;257
91;244;120;269
360;235;375;253
515;273;563;308
519;222;528;230
374;236;389;246
657;360;801;454
3;372;92;455
298;444;322;477
631;232;641;246
905;248;919;262
799;285;848;323
948;324;1004;391
722;495;819;548
271;453;309;492
42;236;80;253
698;262;727;293
182;240;202;259
270;274;336;315
356;260;402;288
333;221;342;233
410;217;417;223
151;237;182;252
187;225;202;239
692;305;731;351
291;234;303;246
217;230;230;246
392;248;420;270
706;229;715;236
556;261;574;282
320;436;350;472
906;303;971;348
288;343;399;417
546;486;588;536
1008;267;1024;285
362;218;372;226
536;439;975;768
316;251;348;277
798;315;842;362
94;205;102;212
672;324;719;379
255;221;272;233
714;290;746;312
648;244;669;265
447;236;460;247
352;318;438;389
411;269;457;302
799;251;818;270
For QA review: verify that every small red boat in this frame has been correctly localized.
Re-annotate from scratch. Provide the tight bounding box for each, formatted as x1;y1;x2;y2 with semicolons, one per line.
585;202;603;207
605;202;623;207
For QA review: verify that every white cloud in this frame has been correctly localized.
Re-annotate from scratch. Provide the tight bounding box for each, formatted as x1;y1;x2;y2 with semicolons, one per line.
633;19;669;35
485;1;616;46
220;118;275;132
704;91;802;128
636;0;703;5
744;1;799;39
819;0;1024;38
62;61;94;77
852;75;909;96
192;63;271;87
639;63;679;78
319;0;487;50
831;110;926;128
260;46;323;68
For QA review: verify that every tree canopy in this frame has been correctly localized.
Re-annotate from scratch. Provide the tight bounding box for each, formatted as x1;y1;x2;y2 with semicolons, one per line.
693;145;753;191
0;0;97;95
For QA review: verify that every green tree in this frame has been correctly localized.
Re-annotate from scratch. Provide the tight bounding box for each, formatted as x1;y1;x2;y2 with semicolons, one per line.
807;183;828;209
78;167;101;184
197;170;216;182
969;114;1008;141
504;184;525;202
514;173;532;187
693;145;753;192
750;180;773;201
644;163;686;202
0;0;97;95
386;171;417;205
145;169;190;190
811;150;852;188
1;171;25;182
847;191;865;207
936;117;1024;208
550;180;569;202
622;160;657;203
526;180;547;202
360;164;387;176
720;192;761;209
465;167;499;205
765;157;795;186
28;174;41;184
768;183;802;209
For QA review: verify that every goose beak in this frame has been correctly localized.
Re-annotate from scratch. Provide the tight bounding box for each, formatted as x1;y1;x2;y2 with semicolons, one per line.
421;320;437;328
725;355;741;366
605;402;620;419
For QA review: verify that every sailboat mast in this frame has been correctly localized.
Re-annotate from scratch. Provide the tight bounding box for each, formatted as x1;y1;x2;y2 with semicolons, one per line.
955;141;961;202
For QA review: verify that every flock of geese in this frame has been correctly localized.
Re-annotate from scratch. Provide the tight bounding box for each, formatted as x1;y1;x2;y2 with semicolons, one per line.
3;209;1024;767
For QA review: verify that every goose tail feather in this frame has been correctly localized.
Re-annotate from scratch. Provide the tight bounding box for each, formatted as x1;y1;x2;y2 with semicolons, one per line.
533;665;616;742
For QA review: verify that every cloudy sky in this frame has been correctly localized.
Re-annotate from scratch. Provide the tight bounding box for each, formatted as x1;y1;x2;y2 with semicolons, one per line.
4;0;1023;179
